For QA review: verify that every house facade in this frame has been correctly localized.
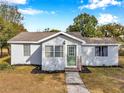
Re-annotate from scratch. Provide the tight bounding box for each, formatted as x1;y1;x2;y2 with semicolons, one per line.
8;32;119;71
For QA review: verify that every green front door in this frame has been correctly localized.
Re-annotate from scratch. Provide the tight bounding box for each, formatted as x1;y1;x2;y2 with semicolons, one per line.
67;45;76;66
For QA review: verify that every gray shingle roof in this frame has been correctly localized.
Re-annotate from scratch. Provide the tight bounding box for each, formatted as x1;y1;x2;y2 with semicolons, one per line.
67;32;117;44
8;32;117;44
9;32;57;42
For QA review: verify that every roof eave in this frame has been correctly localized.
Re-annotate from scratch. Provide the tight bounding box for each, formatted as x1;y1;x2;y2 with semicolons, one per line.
7;41;37;44
82;43;120;46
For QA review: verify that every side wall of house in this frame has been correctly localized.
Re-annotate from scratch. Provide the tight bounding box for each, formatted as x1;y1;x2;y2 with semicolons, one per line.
42;34;82;71
82;45;119;66
11;44;41;65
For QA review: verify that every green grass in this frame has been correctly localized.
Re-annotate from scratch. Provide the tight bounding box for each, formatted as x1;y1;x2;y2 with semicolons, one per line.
0;56;14;70
0;56;35;71
80;56;124;93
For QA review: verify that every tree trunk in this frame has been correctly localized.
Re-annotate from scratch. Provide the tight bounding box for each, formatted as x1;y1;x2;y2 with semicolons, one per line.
7;47;10;55
0;47;2;57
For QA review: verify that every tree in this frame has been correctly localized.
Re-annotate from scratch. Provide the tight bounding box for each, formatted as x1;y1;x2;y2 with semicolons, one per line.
50;29;60;32
66;25;79;32
97;23;124;37
0;3;26;57
67;13;100;37
0;17;26;56
42;28;60;32
43;28;50;32
0;3;23;24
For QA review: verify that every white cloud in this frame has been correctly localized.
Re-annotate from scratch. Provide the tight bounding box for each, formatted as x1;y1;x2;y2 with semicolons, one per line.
0;0;27;4
80;0;83;4
79;0;121;10
98;13;118;24
19;8;44;15
51;11;56;15
19;8;56;15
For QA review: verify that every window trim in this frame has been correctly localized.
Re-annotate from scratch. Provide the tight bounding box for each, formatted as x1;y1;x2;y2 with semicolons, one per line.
95;46;108;57
23;44;30;56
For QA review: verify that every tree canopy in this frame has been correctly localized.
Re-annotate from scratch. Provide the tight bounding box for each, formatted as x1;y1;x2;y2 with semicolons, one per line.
50;29;60;32
0;3;26;56
42;28;60;32
66;13;101;37
97;23;124;37
0;3;23;24
67;13;124;38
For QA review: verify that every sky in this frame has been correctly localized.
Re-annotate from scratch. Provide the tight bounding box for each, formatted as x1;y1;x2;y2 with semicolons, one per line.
1;0;124;32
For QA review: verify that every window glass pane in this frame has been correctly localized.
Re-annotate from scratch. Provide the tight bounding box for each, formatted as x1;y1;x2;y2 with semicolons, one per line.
102;46;108;56
45;46;53;57
55;46;63;57
45;46;53;52
100;47;102;56
55;52;63;57
55;46;63;52
95;46;99;56
24;44;30;56
68;46;75;56
46;52;53;57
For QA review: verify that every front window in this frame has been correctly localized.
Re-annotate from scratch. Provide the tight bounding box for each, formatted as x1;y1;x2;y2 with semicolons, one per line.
45;46;63;57
95;46;108;57
24;44;30;56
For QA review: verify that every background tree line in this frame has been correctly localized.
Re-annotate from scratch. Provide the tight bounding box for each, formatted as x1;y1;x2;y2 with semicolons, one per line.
44;13;124;40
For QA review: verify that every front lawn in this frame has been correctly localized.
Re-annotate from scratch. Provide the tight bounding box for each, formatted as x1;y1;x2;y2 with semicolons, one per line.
80;56;124;93
0;56;66;93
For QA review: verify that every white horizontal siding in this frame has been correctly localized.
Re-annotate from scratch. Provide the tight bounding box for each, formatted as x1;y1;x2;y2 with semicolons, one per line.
11;44;41;65
82;45;118;66
42;35;82;71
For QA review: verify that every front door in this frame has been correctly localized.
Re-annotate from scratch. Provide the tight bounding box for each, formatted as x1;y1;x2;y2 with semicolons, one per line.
67;45;76;67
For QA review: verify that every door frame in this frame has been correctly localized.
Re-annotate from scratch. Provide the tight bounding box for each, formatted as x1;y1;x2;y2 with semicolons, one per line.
66;45;77;68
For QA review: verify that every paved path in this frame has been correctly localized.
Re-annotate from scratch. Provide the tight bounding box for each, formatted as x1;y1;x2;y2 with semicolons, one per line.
66;72;90;93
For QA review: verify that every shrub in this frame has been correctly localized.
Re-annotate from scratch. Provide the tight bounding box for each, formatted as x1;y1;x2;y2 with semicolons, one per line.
0;63;14;70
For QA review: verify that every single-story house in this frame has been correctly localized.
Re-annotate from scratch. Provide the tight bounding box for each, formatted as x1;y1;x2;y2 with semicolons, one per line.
8;32;119;71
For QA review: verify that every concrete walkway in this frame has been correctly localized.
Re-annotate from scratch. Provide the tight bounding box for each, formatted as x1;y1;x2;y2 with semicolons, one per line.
66;72;90;93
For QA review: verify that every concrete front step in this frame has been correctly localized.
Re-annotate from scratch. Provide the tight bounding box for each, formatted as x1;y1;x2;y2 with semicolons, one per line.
65;68;79;72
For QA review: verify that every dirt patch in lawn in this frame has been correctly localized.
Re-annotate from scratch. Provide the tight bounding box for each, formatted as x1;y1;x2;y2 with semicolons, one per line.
0;67;66;93
80;56;124;93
